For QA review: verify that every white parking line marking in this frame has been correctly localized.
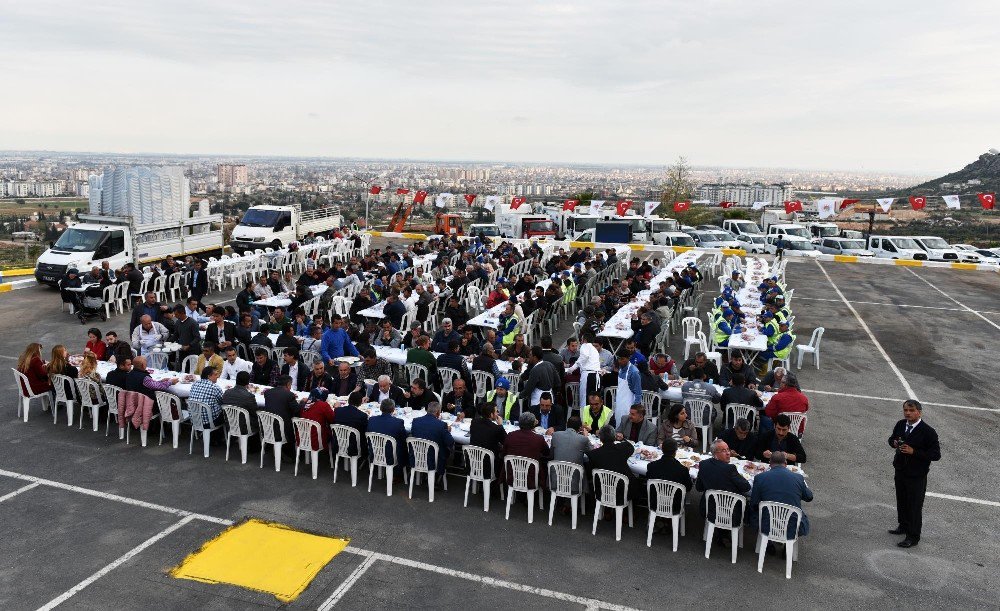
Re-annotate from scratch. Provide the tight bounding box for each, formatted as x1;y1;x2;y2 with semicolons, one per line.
905;268;1000;332
0;482;40;502
316;555;378;610
795;296;1000;316
38;515;196;611
815;261;919;400
802;389;1000;413
926;492;1000;508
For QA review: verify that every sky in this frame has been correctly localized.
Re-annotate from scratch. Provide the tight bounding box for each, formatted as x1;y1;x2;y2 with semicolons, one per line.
2;0;998;174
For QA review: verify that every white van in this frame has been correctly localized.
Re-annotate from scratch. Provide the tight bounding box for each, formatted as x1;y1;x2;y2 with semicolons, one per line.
652;231;696;248
911;236;980;263
866;236;928;260
816;237;874;257
736;234;767;254
764;235;819;257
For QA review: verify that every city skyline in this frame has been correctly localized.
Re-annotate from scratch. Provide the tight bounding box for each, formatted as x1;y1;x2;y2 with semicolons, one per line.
3;1;998;174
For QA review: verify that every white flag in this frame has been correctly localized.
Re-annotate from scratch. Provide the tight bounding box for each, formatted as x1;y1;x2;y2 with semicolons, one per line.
752;201;769;210
484;195;500;212
817;198;837;219
644;200;659;216
590;200;605;215
435;192;451;208
876;197;893;212
692;200;710;205
942;194;961;209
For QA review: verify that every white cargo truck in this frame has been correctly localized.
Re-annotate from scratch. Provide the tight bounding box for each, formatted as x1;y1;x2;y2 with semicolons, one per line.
230;204;343;253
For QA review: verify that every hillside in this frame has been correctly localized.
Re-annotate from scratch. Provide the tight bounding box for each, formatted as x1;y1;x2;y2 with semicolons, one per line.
910;149;1000;194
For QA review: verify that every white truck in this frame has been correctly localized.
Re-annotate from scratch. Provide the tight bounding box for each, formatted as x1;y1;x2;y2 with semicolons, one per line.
230;204;342;253
468;223;500;238
910;236;981;263
722;219;763;236
541;205;600;240
806;222;840;242
760;211;811;239
35;212;224;285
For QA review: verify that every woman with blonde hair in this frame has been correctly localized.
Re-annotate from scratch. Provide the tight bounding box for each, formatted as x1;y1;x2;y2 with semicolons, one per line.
17;343;51;395
77;352;104;404
47;344;78;380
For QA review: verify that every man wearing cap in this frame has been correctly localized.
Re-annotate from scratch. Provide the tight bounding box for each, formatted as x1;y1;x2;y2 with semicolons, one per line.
760;319;795;367
725;269;745;291
487;377;520;421
714;308;738;348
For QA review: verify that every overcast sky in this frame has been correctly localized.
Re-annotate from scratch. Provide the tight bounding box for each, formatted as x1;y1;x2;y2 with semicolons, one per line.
2;0;997;173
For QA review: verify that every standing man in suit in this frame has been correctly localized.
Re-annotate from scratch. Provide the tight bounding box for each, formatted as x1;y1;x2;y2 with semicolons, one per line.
188;259;209;309
888;400;941;548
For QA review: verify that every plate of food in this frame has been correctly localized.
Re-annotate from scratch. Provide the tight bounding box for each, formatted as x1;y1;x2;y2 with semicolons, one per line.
335;356;360;364
788;465;801;474
689;455;701;462
680;459;694;468
68;354;84;367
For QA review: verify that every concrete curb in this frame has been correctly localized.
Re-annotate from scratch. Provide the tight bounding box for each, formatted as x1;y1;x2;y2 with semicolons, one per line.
0;268;36;277
0;279;36;292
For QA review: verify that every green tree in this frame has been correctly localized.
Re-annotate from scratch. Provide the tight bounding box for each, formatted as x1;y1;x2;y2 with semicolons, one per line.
659;156;696;222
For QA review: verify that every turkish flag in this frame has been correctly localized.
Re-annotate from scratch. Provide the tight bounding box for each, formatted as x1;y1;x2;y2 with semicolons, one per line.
563;199;578;211
783;200;803;213
909;196;926;210
615;200;632;216
840;199;860;210
396;188;410;195
719;201;736;209
369;186;382;195
510;196;527;209
978;192;996;210
413;190;429;204
673;201;690;213
464;194;476;205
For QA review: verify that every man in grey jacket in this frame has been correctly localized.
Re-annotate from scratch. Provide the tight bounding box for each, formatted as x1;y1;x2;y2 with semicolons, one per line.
615;404;658;446
550;415;592;499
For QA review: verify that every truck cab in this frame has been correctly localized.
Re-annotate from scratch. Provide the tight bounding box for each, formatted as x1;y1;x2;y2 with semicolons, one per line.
807;222;840;243
866;236;927;260
434;213;464;236
35;223;130;285
723;219;763;236
765;223;811;240
468;223;499;238
497;214;557;240
231;204;341;252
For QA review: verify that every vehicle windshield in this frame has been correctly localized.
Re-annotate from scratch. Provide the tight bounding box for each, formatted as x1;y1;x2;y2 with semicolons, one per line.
786;240;814;251
239;209;282;228
840;240;865;249
472;226;499;236
53;228;107;252
977;250;1000;258
707;231;732;241
652;220;677;232
919;237;950;249
734;221;762;233
526;220;555;233
741;235;765;244
890;238;920;250
671;235;696;246
816;226;839;237
688;231;709;241
778;226;810;238
573;217;598;232
628;218;647;233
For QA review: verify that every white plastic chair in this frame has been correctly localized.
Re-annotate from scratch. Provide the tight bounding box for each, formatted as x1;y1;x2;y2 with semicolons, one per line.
102;383;122;437
681;317;702;340
504;455;544;523
407;437;447;502
75;377;107;432
50;373;79;426
102;284;117;318
331;424;363;486
725;403;760;432
12;368;53;422
647;479;687;551
755;501;804;579
639;390;662;423
796;327;824;370
180;354;199;374
155;391;188;448
683;398;714;453
704;346;723;375
405;363;429;385
300;350;323;369
366;432;405;496
292;418;333;479
438;367;460;394
222;405;256;464
257;411;287;471
471;371;494;399
187;400;222;458
463;445;501;511
703;490;746;563
781;412;808;439
684;330;707;360
591;469;633;541
146;352;170;370
547;461;586;529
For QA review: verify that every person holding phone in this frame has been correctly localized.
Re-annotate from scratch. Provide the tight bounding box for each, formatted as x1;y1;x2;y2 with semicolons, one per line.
888;400;940;548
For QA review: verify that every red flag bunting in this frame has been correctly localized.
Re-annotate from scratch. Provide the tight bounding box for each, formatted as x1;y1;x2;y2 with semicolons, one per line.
369;185;382;195
908;196;926;210
563;199;578;211
615;200;632;216
719;201;736;209
840;199;860;209
673;201;690;213
464;194;476;205
413;190;429;204
510;196;527;209
977;192;996;210
783;200;803;213
396;188;410;195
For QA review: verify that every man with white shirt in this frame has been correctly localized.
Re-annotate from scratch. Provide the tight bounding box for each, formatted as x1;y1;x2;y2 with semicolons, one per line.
130;314;169;356
220;346;252;381
185;297;211;324
565;332;602;409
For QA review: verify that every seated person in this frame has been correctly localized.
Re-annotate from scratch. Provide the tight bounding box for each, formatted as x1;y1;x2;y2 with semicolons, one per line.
755;413;806;465
748;451;813;543
403;378;436;411
442;377;475;418
656;403;699;449
719;418;758;460
615;403;657;445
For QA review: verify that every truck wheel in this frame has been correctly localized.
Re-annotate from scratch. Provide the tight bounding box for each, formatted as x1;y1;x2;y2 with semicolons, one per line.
271;240;282;251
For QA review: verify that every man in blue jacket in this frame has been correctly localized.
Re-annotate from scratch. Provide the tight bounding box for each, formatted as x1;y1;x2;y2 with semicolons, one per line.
367;398;408;478
333;391;369;457
321;314;360;367
409;402;454;478
749;451;813;540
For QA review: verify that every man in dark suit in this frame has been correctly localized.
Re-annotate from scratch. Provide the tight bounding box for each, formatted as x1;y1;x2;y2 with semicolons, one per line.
646;438;693;515
529;392;567;434
696;439;751;525
221;371;261;433
441;377;476;418
720;373;763;413
330;362;358;398
205;310;237;353
749;451;813;540
249;349;274;386
274;347;309;392
755;414;807;465
262;375;301;452
888;399;941;548
367;398;408;477
409;402;454;477
188;259;209;308
614;403;656;445
302;361;337;394
333;391;369;457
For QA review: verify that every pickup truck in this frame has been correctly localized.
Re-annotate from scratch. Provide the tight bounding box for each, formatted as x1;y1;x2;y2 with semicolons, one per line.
230;204;342;253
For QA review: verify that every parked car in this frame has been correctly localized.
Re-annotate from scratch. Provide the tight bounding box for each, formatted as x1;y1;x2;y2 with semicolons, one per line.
764;235;820;257
816;237;875;257
736;234;767;254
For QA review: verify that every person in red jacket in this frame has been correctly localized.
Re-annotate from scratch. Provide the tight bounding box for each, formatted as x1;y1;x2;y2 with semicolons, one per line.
17;342;52;395
85;328;106;360
485;280;511;309
762;371;808;432
298;387;337;450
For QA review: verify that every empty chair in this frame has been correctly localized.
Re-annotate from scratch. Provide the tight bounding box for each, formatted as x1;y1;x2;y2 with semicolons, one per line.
146;352;170;370
591;469;633;541
331;424;363;486
407;437;446;502
257;411;287;471
464;445;501;512
75;377;107;432
683;399;714;453
781;412;808;439
366;432;404;497
755;501;804;579
102;284;117;318
222;405;256;464
292;418;332;479
12;368;53;422
505;372;522;394
50;373;79;426
155;391;188;448
547;461;586;529
504;456;544;523
703;490;746;563
472;371;494;399
102;384;123;437
684;329;707;360
187;400;223;458
681;317;702;340
646;479;687;551
180;354;199;374
796;327;824;370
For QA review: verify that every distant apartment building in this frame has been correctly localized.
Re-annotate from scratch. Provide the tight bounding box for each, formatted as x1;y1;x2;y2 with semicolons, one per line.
0;180;68;197
695;182;793;207
217;164;248;188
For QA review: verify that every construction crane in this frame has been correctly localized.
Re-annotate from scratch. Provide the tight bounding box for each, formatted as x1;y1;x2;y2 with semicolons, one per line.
386;202;464;236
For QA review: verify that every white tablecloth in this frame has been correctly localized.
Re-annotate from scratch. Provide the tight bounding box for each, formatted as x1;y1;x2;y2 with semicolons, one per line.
256;283;327;309
466;279;552;328
627;444;807;480
372;346;512;373
600;251;701;340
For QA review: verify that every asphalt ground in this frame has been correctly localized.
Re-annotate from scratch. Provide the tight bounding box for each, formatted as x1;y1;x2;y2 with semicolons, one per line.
0;254;998;610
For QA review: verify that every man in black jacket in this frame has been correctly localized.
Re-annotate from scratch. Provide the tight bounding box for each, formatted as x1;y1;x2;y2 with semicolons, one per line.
205;310;237;353
755;414;806;465
442;377;476;418
171;305;201;359
720;373;764;413
696;439;751;523
187;259;209;308
262;375;301;452
249;349;274;386
888;400;941;548
221;371;260;433
646;438;693;515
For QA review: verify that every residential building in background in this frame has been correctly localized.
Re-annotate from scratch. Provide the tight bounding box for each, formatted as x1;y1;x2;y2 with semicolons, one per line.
695;182;794;207
217;163;248;188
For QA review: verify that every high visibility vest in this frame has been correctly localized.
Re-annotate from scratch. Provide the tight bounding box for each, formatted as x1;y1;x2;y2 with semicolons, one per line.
773;332;796;359
487;390;519;420
765;320;780;345
714;320;732;345
582;406;612;430
773;310;787;324
563;281;577;305
499;314;519;346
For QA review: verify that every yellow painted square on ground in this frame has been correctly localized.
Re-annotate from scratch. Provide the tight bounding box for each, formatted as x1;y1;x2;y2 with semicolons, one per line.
170;519;348;602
